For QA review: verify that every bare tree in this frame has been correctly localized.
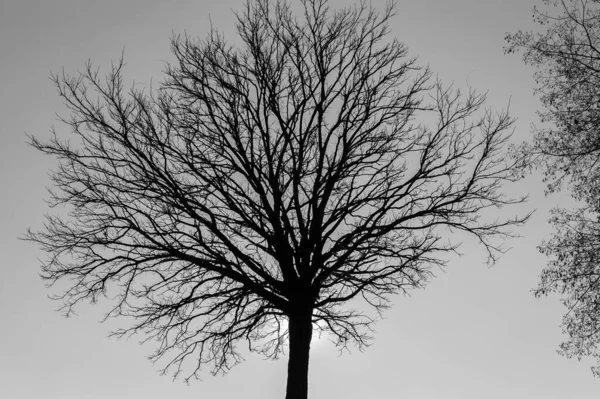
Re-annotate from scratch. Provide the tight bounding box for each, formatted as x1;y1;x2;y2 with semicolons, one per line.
27;0;528;397
506;0;600;376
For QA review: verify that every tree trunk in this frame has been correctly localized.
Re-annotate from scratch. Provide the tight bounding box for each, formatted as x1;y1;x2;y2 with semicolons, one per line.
285;310;313;399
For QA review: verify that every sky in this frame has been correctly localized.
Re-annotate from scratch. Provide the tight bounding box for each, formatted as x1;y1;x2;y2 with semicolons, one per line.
1;0;599;398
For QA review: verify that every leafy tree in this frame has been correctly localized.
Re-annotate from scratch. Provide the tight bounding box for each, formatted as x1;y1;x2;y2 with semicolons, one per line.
27;0;527;397
506;0;600;376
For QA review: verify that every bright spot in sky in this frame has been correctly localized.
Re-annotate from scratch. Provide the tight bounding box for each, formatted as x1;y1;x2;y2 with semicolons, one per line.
311;320;329;347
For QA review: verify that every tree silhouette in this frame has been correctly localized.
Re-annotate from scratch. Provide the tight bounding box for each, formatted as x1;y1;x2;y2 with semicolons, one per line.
27;0;528;397
506;0;600;376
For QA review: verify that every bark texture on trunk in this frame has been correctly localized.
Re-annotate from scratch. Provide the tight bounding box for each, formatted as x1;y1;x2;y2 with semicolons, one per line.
284;310;313;399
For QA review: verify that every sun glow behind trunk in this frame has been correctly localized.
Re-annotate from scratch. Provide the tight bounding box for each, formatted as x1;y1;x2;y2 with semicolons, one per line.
276;317;328;348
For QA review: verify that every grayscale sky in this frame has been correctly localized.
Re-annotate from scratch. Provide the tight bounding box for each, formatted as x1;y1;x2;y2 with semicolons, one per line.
1;0;599;398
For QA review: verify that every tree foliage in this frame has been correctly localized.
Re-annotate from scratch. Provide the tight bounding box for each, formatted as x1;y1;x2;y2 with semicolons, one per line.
28;0;527;397
507;0;600;376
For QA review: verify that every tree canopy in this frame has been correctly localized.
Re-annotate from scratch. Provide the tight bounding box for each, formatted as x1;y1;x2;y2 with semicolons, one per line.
28;0;528;397
507;0;600;376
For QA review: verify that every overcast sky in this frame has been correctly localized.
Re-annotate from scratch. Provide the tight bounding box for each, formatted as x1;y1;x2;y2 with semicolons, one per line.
2;0;599;398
